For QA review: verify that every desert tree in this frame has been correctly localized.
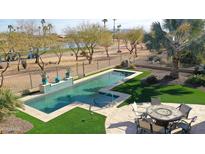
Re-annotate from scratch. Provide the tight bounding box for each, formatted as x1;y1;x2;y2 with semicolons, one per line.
49;34;65;64
78;23;102;64
98;28;113;57
123;28;144;57
0;33;9;88
64;27;82;61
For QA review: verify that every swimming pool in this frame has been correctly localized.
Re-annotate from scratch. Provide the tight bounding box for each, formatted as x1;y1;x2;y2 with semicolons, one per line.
25;70;135;113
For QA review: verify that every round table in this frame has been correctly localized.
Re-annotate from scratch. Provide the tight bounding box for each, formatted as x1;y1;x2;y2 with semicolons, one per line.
146;104;183;128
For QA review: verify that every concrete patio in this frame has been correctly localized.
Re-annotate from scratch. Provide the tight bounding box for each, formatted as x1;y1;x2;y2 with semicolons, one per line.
103;103;205;134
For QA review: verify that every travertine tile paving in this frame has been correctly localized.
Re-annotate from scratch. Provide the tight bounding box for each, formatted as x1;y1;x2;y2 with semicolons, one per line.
104;103;205;134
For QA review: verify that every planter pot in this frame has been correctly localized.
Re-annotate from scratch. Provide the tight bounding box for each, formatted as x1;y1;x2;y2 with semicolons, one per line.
41;73;49;85
65;72;70;78
55;76;61;83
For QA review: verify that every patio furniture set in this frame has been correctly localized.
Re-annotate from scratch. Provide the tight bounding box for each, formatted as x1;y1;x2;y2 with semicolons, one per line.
132;98;197;134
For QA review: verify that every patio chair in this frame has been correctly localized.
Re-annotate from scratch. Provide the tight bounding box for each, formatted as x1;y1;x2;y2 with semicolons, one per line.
151;123;166;134
176;116;197;133
135;117;153;134
131;102;147;118
176;104;192;119
151;97;161;105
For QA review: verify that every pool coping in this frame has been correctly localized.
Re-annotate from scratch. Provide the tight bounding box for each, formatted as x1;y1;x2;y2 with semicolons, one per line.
19;69;142;122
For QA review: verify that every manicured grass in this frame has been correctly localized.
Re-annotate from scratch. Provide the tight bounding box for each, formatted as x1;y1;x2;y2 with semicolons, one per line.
113;71;205;107
16;107;106;134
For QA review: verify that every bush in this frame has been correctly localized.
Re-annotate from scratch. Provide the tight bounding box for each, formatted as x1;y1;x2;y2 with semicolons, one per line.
185;75;205;86
180;52;201;66
148;55;161;63
162;75;176;81
141;75;158;85
120;60;129;68
0;88;24;121
194;64;205;75
21;59;27;69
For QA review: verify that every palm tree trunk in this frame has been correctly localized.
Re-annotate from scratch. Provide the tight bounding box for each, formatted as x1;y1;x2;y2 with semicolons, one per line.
170;56;179;79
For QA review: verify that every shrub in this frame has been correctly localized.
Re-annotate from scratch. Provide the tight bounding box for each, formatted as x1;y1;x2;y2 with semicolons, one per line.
194;64;205;75
180;51;201;66
21;59;27;69
185;75;205;86
120;60;129;68
162;75;176;81
0;88;24;121
141;75;158;85
148;55;161;63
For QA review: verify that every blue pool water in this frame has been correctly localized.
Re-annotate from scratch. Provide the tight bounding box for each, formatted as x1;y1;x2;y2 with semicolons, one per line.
26;70;134;113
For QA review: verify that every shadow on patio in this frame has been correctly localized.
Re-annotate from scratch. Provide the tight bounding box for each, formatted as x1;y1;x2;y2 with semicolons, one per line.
108;121;136;134
191;120;205;134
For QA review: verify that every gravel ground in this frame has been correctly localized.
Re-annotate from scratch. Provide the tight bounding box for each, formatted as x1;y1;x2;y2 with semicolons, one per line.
0;115;33;134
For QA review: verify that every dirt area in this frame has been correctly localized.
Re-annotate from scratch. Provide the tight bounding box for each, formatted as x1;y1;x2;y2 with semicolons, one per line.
0;44;151;93
0;115;33;134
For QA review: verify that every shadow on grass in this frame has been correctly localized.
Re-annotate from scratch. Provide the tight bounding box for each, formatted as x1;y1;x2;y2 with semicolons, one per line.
116;80;197;108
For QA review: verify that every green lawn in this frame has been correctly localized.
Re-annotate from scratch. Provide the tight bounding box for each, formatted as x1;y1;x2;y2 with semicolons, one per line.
16;107;106;134
113;71;205;107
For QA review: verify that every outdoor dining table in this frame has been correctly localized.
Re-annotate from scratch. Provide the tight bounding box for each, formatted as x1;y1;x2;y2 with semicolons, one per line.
146;104;184;130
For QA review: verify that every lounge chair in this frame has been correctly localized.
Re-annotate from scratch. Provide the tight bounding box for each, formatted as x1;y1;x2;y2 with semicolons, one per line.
176;116;197;133
176;104;192;119
151;97;161;105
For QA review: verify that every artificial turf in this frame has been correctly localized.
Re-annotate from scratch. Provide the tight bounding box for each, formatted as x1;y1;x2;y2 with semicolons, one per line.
113;71;205;107
16;107;106;134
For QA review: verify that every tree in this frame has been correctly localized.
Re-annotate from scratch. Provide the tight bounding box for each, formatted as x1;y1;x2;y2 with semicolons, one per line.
113;19;116;33
64;27;81;61
79;23;102;64
143;31;161;52
152;19;205;78
41;19;46;27
98;29;113;57
0;33;11;88
123;28;144;57
102;19;108;28
116;24;122;52
113;19;116;41
49;34;65;64
47;23;53;34
8;25;14;33
7;32;30;71
0;88;23;121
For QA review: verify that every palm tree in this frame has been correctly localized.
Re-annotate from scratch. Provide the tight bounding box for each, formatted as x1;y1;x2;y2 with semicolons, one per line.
102;19;108;28
116;24;122;52
152;19;205;78
41;19;46;27
0;88;23;121
16;26;20;32
38;26;41;35
47;23;53;34
8;25;14;33
113;19;117;42
113;19;116;33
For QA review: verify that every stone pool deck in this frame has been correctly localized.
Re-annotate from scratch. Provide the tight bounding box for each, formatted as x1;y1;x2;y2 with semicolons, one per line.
95;103;205;134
